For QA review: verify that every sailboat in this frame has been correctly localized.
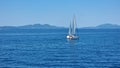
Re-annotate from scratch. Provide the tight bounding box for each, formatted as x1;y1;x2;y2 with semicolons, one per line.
66;16;79;40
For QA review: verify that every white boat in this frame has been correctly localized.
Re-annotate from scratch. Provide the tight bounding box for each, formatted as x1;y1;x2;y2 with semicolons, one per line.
66;16;79;40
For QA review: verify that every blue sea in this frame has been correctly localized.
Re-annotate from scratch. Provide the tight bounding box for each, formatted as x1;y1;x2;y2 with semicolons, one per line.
0;29;120;68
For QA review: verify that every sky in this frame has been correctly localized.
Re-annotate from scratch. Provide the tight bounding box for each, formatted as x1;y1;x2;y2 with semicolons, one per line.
0;0;120;27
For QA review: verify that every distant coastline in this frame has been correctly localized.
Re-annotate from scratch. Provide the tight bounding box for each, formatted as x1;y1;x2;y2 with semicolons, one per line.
0;24;64;29
82;23;120;29
0;23;120;29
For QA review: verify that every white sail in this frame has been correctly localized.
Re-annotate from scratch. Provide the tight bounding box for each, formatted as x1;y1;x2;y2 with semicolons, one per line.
72;16;76;35
69;22;72;35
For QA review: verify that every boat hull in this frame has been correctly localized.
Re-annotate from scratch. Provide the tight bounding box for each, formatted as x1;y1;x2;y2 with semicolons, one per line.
67;35;79;40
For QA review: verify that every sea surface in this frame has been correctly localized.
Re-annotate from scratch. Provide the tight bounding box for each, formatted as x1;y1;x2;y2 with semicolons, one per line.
0;29;120;68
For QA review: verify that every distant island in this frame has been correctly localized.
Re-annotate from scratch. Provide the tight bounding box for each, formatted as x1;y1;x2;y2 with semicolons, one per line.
0;23;120;29
0;24;64;29
82;23;120;29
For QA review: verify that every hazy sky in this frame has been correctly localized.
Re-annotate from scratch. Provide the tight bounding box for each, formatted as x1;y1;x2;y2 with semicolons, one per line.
0;0;120;27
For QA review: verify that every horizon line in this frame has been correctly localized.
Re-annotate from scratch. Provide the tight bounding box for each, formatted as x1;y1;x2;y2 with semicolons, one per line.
0;23;120;28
